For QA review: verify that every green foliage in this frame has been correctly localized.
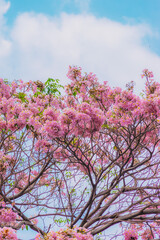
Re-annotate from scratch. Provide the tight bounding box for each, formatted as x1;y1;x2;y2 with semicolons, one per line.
35;78;64;97
44;78;64;96
73;91;77;96
16;92;28;103
101;123;110;129
54;218;69;224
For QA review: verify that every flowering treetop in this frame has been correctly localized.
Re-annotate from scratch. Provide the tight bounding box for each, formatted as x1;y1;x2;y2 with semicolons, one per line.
0;67;160;239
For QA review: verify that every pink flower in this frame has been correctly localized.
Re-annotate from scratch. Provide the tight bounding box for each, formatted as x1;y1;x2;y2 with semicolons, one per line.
43;107;58;121
34;233;42;240
141;229;154;240
42;121;63;137
67;66;82;81
0;118;6;131
63;108;77;120
35;227;93;240
124;229;138;240
0;227;18;240
35;140;51;152
0;208;17;224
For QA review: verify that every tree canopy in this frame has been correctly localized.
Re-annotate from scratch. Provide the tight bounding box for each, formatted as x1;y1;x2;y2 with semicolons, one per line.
0;67;160;240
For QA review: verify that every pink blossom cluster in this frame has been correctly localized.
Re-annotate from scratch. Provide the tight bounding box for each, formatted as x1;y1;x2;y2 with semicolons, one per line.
0;66;159;143
124;229;138;240
0;202;18;238
40;104;105;139
67;65;82;81
0;152;14;176
0;227;18;240
141;229;154;240
65;67;160;131
14;172;29;194
35;226;93;240
124;223;160;240
0;66;158;151
0;208;17;224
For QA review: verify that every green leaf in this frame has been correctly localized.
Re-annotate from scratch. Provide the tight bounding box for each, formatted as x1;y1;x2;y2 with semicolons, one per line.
73;91;77;96
102;123;109;129
44;78;64;96
54;218;68;224
16;92;28;103
34;90;43;97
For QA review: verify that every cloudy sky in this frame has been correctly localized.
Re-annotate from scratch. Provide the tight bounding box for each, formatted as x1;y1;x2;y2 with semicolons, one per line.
1;0;160;93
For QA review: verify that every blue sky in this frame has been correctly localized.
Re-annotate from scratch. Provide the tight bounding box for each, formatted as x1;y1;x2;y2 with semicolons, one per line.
1;1;160;239
6;0;160;28
0;0;160;93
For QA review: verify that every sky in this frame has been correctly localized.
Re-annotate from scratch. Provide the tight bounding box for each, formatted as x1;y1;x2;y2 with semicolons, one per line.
0;0;160;93
1;0;160;239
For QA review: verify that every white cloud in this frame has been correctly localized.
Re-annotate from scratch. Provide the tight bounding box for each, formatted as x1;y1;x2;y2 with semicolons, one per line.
0;3;160;93
0;0;10;19
0;0;11;70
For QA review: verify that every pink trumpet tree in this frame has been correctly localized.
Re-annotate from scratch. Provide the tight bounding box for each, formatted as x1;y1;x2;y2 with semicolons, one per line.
0;67;160;239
